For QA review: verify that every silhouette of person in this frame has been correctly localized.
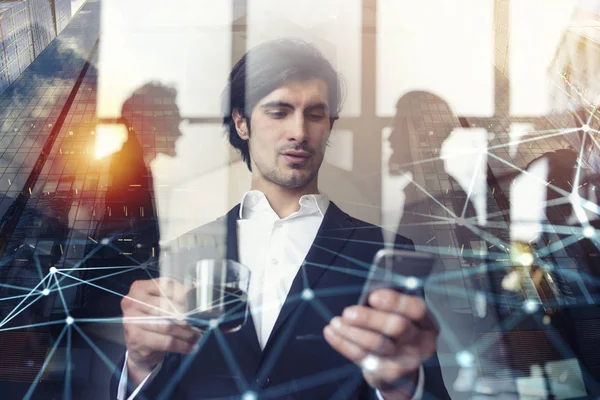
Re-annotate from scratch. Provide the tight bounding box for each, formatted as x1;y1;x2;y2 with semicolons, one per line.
384;91;520;398
549;0;600;172
70;82;184;400
523;147;600;395
386;87;599;397
80;82;183;319
386;91;478;247
544;3;600;394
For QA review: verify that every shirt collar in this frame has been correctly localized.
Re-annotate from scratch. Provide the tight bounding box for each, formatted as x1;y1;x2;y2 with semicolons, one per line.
239;190;329;219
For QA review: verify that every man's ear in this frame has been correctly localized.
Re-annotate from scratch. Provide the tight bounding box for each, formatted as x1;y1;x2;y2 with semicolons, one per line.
232;109;249;141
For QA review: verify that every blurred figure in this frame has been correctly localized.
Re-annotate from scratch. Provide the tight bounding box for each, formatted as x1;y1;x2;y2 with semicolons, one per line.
384;91;498;399
80;82;183;319
549;0;600;173
72;82;184;400
546;4;600;394
386;91;485;249
524;147;600;396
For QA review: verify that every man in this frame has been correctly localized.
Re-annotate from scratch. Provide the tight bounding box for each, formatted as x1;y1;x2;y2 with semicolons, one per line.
82;83;182;318
113;39;449;399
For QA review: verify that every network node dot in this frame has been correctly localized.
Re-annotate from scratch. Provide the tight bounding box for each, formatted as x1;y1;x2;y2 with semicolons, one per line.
583;226;596;238
100;238;110;245
456;218;465;226
241;391;257;400
523;299;540;314
65;316;74;325
455;350;474;368
517;252;534;267
361;355;380;373
568;193;580;204
42;289;50;296
582;124;590;133
301;288;314;301
209;319;218;329
49;267;57;274
404;277;420;290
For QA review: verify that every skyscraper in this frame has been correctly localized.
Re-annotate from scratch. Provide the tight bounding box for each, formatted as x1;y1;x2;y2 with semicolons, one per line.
51;0;70;34
0;1;34;93
0;0;73;96
25;0;56;57
0;0;99;395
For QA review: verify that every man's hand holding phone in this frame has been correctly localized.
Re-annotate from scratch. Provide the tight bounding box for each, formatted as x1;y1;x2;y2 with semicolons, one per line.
323;249;439;399
121;278;202;386
324;289;438;399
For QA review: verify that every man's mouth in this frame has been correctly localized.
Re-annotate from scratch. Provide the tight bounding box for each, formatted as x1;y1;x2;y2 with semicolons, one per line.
282;150;311;164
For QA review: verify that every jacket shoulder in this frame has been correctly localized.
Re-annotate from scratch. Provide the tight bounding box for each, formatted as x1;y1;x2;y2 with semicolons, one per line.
343;213;414;250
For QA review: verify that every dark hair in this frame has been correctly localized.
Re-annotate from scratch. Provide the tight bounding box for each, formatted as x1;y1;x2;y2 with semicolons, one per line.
222;39;344;171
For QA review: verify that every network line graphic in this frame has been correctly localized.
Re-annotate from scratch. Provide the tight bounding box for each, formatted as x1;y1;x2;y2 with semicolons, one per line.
0;0;600;399
0;93;598;398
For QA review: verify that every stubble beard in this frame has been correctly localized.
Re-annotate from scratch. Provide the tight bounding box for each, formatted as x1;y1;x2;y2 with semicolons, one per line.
256;157;319;189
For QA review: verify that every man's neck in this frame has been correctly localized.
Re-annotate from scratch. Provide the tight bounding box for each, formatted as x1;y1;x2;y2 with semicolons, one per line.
250;179;319;219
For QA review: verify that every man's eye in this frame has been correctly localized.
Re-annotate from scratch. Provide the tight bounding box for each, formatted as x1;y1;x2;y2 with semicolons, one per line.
308;114;326;120
268;111;286;118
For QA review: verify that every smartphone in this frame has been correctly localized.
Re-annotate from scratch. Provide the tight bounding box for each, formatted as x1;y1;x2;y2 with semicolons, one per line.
358;248;436;306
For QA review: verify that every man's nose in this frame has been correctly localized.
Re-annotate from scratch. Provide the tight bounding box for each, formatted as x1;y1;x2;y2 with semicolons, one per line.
287;115;308;142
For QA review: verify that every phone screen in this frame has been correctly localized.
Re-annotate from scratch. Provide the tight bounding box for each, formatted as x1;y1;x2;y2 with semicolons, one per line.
358;249;436;306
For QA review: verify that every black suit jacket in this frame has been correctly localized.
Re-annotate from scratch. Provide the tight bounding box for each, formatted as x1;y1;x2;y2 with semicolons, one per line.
111;202;449;399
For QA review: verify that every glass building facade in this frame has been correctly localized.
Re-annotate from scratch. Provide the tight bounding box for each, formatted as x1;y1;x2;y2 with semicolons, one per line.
51;0;71;35
0;0;71;97
26;0;56;57
0;1;35;93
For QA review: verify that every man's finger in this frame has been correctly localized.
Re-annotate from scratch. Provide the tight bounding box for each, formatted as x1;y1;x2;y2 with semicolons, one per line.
131;278;187;302
368;290;424;318
367;290;438;331
124;282;187;317
328;317;396;356
340;306;420;341
154;277;188;304
324;325;421;376
123;310;201;343
122;291;176;317
136;320;201;344
363;356;421;383
131;329;199;355
323;324;369;363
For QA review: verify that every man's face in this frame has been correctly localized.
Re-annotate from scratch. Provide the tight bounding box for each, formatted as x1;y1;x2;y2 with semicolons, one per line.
237;78;332;189
387;117;410;174
163;108;184;157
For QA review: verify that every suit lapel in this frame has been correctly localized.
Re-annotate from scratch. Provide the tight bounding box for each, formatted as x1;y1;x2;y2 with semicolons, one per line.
263;202;356;353
225;204;240;262
225;204;262;356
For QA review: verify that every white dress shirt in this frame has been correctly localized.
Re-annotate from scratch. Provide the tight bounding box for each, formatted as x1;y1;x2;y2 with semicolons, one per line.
118;190;424;399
